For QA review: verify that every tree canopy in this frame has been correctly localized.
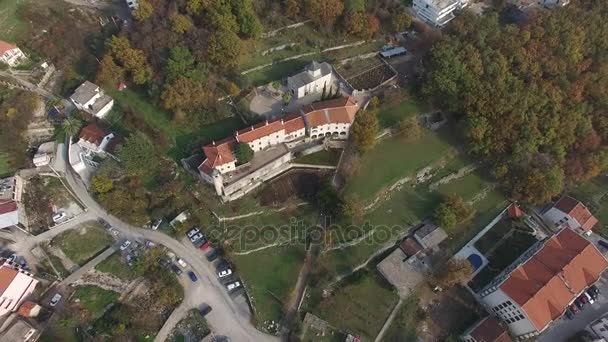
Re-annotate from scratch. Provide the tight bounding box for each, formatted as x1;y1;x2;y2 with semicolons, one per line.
234;142;254;165
423;4;608;203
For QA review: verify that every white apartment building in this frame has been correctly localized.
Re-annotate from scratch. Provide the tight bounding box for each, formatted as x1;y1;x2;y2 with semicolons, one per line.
287;61;333;99
412;0;468;27
0;41;26;67
70;81;114;119
479;228;608;339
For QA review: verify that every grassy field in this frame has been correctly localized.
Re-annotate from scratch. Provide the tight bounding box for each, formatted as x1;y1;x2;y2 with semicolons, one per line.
53;222;113;265
344;128;457;202
294;149;342;166
73;286;119;318
382;294;421;342
313;272;398;341
0;0;28;42
377;99;429;129
0;152;12;177
96;252;137;281
230;244;306;329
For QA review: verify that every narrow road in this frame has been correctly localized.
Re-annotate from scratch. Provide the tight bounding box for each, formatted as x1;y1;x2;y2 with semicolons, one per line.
374;299;403;342
31;212;95;243
59;140;277;341
59;245;118;285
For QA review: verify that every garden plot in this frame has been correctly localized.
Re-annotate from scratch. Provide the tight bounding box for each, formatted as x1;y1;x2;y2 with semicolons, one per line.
346;61;396;91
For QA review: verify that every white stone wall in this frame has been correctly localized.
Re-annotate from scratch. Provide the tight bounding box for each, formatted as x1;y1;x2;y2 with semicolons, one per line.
223;152;292;197
310;123;351;139
0;48;26;67
284;128;306;142
412;0;458;27
245;129;286;152
216;161;236;174
94;99;114;119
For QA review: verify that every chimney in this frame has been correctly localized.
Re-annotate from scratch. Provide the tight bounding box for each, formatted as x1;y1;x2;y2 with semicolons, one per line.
265;120;269;126
281;119;284;124
250;126;254;131
212;141;216;146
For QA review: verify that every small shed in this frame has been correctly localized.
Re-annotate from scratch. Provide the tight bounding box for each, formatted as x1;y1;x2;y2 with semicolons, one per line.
413;221;448;250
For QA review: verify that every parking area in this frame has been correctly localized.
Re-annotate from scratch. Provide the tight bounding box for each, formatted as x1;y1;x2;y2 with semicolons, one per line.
539;234;608;341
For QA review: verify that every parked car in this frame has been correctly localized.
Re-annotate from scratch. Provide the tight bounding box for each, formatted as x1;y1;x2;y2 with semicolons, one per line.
188;271;198;282
177;258;188;268
575;297;585;310
158;259;170;268
120;240;132;251
569;304;578;314
587;288;599;300
199;304;212;316
206;249;219;262
598;240;608;250
565;309;575;320
190;233;204;243
584;292;595;304
579;294;589;304
145;240;156;248
170;263;182;276
193;236;208;248
590;285;600;296
6;254;16;263
98;218;111;229
225;280;242;291
187;228;200;238
52;212;67;223
152;219;163;230
199;240;210;251
50;293;62;307
218;268;233;278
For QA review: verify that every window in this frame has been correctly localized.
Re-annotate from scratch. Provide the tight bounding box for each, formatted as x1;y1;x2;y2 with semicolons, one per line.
519;315;524;319
506;301;512;305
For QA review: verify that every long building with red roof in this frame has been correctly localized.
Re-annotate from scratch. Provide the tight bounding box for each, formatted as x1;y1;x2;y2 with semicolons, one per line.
478;228;608;339
196;97;358;200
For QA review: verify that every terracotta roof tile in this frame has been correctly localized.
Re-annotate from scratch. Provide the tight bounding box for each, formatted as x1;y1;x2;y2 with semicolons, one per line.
400;237;422;257
282;113;306;134
470;317;512;342
0;267;18;295
508;203;523;218
554;196;597;231
0;40;18;56
0;200;17;215
500;228;608;331
200;137;237;170
237;120;284;143
79;123;110;146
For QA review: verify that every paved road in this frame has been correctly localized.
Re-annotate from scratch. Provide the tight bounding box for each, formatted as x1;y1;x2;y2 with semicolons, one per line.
58;141;277;342
59;245;117;286
31;212;95;243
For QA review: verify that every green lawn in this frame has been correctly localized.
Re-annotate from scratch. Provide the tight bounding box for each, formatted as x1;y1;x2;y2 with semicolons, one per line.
377;99;429;129
313;272;398;341
383;294;421;342
0;0;28;42
96;252;137;281
345;128;457;202
72;285;119;318
231;244;306;329
244;57;318;85
53;222;113;265
294;149;342;166
571;177;608;237
435;173;493;202
0;152;12;177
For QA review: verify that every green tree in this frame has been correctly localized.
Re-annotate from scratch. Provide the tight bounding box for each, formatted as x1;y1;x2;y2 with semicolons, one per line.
282;92;292;105
232;0;263;38
285;0;300;19
96;55;124;89
433;259;473;288
207;30;242;67
186;0;207;14
345;0;365;13
392;9;412;32
117;132;158;177
307;0;344;29
397;116;422;141
133;0;153;21
434;194;474;230
234;142;254;164
62;116;82;137
161;76;210;112
170;14;194;34
107;36;152;85
434;203;457;230
90;176;114;194
350;109;379;153
165;46;196;82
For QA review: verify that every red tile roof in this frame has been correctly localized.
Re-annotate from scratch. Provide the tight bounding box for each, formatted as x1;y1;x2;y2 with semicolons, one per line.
469;317;512;342
499;228;608;331
302;96;358;128
0;267;18;295
508;203;523;218
237;120;284;143
400;237;422;257
199;137;237;173
0;200;17;215
79;123;110;147
554;196;598;231
282;112;306;134
0;40;18;56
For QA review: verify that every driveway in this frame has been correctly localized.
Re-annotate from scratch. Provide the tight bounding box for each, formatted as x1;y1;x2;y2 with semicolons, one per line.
55;139;277;342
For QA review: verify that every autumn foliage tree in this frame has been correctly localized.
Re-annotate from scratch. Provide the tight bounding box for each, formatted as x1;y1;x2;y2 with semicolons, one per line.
106;36;153;85
433;259;474;288
307;0;345;29
350;109;379;153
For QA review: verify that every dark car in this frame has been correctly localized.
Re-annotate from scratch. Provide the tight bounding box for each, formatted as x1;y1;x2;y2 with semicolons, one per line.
575;297;586;310
587;289;599;300
598;240;608;250
193;236;208;248
188;271;198;282
158;259;170;268
565;309;575;320
206;249;219;262
590;285;600;296
170;263;182;276
199;304;212;316
579;294;589;304
570;304;579;314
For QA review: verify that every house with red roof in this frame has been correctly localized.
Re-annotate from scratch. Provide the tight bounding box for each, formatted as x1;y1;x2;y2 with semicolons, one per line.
0;41;25;67
0;262;38;317
543;195;598;236
462;316;512;342
69;123;117;178
195;96;359;200
478;228;608;339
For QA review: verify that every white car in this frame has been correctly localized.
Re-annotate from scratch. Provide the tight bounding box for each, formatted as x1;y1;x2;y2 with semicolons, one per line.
584;292;595;304
226;281;241;291
152;219;162;230
190;233;204;243
187;228;200;238
177;258;188;268
50;293;62;307
52;212;67;223
218;268;233;278
6;254;16;263
120;240;131;251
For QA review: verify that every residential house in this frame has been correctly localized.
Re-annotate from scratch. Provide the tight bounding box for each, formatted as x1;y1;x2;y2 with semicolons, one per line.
0;41;26;67
543;195;597;236
196;96;358;201
0;177;24;230
412;0;468;27
413;221;448;250
462;316;511;342
69;81;114;119
591;314;608;340
376;248;425;297
478;228;608;339
0;262;38;317
69;123;116;177
287;61;333;99
32;141;56;168
400;237;422;257
0;315;38;342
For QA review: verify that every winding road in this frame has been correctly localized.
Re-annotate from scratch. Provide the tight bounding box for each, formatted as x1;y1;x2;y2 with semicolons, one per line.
14;140;278;341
